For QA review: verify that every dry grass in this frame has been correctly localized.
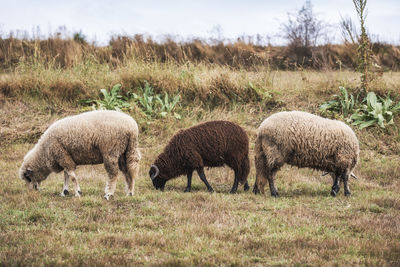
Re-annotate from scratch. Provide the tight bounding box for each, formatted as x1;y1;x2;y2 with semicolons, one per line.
1;94;400;265
1;35;400;71
1;57;400;107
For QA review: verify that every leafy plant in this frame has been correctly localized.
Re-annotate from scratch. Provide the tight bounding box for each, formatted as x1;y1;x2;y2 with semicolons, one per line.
248;82;273;102
85;84;130;111
130;81;181;119
156;92;181;119
350;92;400;129
319;86;357;117
130;82;157;116
320;87;400;129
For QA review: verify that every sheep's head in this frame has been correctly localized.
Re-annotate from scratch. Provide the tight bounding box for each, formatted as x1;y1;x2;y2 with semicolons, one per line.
19;165;47;191
149;164;167;191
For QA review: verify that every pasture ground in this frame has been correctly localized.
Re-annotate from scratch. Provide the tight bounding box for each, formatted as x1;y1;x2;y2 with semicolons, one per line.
0;71;399;266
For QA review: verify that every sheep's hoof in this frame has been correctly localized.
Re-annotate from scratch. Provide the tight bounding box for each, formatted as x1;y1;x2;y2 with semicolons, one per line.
244;183;250;191
208;188;214;193
344;191;351;197
127;192;134;196
229;189;237;194
271;191;279;198
104;193;113;200
184;188;191;193
75;191;82;197
331;190;337;197
61;189;69;196
253;186;260;194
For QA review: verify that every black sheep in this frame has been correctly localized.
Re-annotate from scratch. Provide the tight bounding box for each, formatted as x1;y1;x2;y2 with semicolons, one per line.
149;121;250;193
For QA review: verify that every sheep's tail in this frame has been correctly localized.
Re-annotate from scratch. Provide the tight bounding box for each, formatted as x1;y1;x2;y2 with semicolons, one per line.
125;132;141;169
239;155;250;184
254;136;268;183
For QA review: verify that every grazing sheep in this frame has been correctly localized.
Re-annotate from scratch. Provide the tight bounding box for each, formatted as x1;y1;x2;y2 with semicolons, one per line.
19;110;141;200
253;111;359;197
149;121;250;193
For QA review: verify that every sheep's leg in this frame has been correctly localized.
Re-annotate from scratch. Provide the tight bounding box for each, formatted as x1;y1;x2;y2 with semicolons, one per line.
197;167;214;193
184;171;193;192
243;181;250;191
66;170;81;197
124;162;139;196
254;140;267;194
268;169;279;197
330;173;341;197
342;173;351;196
61;171;70;196
104;159;119;200
53;148;80;197
241;156;250;192
104;175;118;200
230;172;240;194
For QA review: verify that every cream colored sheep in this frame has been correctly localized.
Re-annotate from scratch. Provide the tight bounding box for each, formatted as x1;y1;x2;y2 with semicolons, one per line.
253;111;359;197
19;110;141;200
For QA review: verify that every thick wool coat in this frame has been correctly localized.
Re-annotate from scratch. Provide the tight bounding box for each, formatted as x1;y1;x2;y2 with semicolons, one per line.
19;110;140;183
255;111;359;176
153;120;250;183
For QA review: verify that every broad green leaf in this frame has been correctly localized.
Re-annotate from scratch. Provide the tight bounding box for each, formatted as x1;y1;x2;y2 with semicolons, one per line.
359;120;376;129
112;83;122;91
100;89;108;98
377;114;385;128
367;92;377;109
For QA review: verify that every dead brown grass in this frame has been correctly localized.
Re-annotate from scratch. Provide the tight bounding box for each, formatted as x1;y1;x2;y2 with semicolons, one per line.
1;34;400;71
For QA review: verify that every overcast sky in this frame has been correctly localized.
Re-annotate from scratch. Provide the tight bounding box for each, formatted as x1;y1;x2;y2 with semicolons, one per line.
1;0;399;45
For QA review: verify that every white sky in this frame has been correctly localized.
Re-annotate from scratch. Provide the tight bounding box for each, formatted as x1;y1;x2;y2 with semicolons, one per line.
1;0;399;45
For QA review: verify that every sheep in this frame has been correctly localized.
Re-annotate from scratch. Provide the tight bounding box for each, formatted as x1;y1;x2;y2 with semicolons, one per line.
19;110;141;200
253;111;359;197
149;120;250;193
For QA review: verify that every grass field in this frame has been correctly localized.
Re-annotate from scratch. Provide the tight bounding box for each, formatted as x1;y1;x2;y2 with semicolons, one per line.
1;67;400;266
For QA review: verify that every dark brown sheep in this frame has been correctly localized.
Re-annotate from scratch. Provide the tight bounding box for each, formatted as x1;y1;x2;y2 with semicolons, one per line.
149;121;250;193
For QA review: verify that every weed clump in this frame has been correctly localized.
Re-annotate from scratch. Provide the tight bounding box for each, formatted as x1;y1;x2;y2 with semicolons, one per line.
85;82;182;119
320;86;400;129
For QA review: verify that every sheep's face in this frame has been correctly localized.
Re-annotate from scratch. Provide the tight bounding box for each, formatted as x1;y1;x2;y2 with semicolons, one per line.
152;177;167;191
149;165;167;191
19;166;45;191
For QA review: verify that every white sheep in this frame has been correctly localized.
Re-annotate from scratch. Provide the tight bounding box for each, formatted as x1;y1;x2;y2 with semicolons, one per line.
19;110;141;199
253;111;359;197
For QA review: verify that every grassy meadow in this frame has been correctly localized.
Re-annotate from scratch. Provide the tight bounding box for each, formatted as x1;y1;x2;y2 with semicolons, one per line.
1;38;400;266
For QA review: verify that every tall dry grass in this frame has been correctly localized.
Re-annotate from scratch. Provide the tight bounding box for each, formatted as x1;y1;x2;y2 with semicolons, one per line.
1;34;400;71
1;55;400;110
